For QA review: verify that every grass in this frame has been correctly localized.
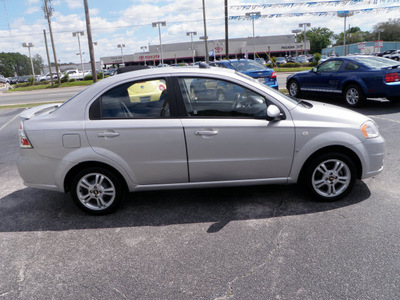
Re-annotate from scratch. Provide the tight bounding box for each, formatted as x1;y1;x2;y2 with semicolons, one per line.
274;67;312;72
6;80;93;92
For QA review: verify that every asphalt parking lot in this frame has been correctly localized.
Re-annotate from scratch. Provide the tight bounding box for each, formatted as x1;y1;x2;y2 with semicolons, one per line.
1;98;400;299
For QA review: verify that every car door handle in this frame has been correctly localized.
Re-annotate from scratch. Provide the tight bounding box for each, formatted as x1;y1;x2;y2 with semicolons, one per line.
194;130;218;136
97;132;120;138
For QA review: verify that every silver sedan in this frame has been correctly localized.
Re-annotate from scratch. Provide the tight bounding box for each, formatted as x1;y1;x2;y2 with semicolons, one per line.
17;66;385;214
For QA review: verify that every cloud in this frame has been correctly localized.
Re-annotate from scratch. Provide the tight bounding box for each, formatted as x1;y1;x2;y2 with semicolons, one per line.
67;0;83;10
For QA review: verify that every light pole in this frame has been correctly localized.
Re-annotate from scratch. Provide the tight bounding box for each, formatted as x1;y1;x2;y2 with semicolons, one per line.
152;21;166;66
72;31;85;79
245;12;261;60
117;44;125;66
186;31;197;64
376;28;384;53
141;46;147;65
338;11;354;56
298;23;311;56
292;29;301;57
22;42;35;78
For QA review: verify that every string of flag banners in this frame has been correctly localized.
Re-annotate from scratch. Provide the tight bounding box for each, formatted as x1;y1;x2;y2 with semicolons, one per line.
230;0;400;10
229;5;400;19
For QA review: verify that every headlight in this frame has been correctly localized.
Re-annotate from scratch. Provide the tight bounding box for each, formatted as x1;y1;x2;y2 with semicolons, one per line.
361;120;380;138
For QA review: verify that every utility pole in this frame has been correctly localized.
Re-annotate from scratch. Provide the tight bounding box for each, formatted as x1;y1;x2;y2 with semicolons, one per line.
43;29;54;86
224;0;229;59
202;0;209;63
43;0;61;85
83;0;97;83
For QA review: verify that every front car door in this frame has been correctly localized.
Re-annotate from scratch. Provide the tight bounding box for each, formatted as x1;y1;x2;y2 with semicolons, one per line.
84;76;188;185
175;76;296;182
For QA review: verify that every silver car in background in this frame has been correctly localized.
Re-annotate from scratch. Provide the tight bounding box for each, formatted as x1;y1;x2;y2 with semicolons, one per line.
17;66;385;214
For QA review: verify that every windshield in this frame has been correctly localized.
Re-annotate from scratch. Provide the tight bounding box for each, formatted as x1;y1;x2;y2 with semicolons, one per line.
353;56;400;68
229;60;267;71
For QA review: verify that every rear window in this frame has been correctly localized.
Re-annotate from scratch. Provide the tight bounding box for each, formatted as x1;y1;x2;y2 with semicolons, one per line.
229;60;267;72
353;57;400;69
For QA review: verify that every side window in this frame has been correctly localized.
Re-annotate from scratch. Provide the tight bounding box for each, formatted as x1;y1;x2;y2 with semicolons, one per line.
95;78;169;119
318;60;343;72
345;62;360;71
178;77;268;118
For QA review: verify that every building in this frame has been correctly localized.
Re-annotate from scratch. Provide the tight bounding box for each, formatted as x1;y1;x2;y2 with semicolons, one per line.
322;41;400;56
100;34;310;68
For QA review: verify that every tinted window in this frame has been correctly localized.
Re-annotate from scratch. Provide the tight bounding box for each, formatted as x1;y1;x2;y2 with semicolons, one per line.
95;79;169;119
345;62;360;71
178;77;268;118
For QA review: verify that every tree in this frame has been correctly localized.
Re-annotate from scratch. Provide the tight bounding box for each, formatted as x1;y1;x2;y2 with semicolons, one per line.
367;19;400;41
334;27;368;46
297;27;334;54
0;52;31;77
33;54;45;74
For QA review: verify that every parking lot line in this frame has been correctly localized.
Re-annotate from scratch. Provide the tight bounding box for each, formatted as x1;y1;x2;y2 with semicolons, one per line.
0;111;21;132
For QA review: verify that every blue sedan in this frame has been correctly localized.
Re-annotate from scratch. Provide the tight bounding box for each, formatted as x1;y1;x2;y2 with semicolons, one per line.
210;59;278;89
286;56;400;107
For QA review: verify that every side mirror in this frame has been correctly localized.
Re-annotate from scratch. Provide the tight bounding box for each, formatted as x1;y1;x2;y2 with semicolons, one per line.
266;105;281;121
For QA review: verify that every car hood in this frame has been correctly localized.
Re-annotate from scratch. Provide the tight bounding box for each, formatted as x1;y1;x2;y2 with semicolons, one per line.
291;100;371;127
288;70;310;78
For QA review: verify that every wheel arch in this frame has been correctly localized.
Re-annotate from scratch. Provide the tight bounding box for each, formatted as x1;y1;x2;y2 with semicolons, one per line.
64;161;129;194
298;145;363;182
341;79;367;95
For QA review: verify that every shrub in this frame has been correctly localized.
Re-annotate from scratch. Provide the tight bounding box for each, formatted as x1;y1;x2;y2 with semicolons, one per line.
28;76;35;86
97;72;103;79
84;74;93;81
280;62;301;68
69;78;76;82
61;74;69;83
314;53;321;65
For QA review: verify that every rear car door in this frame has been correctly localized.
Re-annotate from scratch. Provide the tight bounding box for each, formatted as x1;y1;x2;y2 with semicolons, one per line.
175;76;295;182
84;76;188;185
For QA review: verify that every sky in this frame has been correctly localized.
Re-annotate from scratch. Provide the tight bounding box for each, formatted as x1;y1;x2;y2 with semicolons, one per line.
0;0;400;66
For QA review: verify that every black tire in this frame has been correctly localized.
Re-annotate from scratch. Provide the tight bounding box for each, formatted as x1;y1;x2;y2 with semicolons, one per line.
302;152;356;202
70;167;124;215
343;84;365;107
288;79;301;98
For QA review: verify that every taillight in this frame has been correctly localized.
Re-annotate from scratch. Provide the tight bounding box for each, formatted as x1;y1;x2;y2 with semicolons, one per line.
19;121;33;149
270;71;277;79
385;72;399;83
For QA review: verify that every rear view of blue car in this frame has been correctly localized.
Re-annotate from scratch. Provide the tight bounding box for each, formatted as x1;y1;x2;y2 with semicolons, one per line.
210;59;278;89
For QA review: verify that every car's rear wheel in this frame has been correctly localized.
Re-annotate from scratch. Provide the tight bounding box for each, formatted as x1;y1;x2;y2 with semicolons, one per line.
343;84;365;107
303;152;356;201
70;167;124;215
288;80;301;98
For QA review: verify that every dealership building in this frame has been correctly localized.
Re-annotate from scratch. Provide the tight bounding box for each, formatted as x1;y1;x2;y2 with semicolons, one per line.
100;35;310;68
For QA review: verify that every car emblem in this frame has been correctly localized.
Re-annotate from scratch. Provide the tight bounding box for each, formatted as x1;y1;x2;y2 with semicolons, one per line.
141;85;145;89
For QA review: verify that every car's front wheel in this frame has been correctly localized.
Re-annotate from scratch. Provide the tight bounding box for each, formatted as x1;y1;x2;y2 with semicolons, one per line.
343;84;365;107
303;152;356;201
70;167;124;215
288;80;301;98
